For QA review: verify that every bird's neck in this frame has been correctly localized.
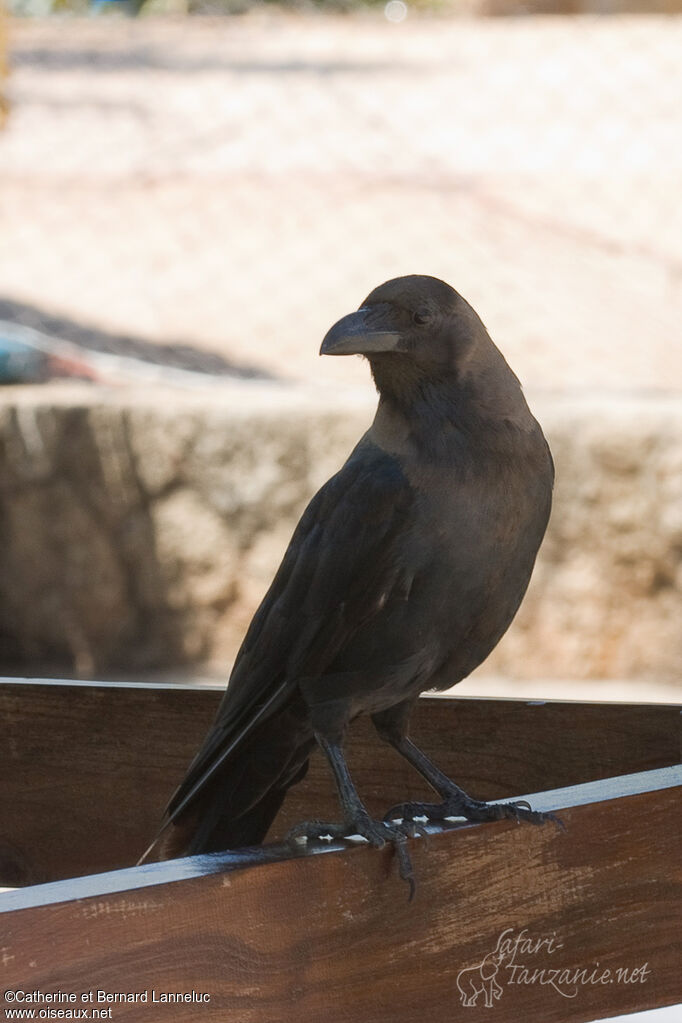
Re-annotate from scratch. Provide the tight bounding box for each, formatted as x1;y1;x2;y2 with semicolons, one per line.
369;348;536;463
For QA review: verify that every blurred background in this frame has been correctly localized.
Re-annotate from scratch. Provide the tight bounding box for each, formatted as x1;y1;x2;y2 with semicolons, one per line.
0;0;680;701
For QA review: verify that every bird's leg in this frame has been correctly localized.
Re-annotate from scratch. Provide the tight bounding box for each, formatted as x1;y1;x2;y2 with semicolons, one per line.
373;703;560;828
286;712;422;896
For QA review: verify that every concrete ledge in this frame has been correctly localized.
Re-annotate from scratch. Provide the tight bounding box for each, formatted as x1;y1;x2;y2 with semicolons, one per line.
0;383;680;682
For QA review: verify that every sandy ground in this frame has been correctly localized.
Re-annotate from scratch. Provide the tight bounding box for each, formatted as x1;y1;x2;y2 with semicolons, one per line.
1;12;681;401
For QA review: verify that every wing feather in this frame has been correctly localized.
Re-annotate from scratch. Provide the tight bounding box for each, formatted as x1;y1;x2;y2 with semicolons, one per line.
166;444;413;820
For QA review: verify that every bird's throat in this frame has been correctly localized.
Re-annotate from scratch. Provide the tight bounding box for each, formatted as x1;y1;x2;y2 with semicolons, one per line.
368;353;446;412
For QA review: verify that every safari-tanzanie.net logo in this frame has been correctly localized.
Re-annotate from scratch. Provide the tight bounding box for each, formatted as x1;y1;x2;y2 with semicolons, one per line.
456;928;651;1009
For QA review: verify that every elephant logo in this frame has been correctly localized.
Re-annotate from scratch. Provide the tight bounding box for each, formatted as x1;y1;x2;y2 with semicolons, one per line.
456;949;508;1008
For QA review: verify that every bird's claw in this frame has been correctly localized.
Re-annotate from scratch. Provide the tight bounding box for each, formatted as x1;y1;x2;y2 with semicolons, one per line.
385;795;563;831
285;814;419;899
476;801;565;831
477;800;559;826
286;819;350;845
384;800;444;824
383;815;429;840
392;832;416;902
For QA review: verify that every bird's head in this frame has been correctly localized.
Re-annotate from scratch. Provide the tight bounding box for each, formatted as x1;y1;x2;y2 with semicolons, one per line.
320;275;496;405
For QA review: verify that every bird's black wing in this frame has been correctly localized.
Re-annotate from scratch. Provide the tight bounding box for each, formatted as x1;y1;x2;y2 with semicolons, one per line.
165;443;414;822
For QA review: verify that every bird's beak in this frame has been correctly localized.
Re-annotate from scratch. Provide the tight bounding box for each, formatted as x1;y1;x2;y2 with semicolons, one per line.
320;304;403;357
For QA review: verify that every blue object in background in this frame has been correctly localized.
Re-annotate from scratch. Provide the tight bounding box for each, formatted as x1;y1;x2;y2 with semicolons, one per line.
90;0;140;12
0;335;47;384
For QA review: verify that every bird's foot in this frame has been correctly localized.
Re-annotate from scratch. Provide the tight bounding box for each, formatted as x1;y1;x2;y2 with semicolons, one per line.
385;794;563;830
286;812;424;899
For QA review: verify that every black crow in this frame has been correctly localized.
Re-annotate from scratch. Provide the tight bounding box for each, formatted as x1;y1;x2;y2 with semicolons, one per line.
141;275;555;890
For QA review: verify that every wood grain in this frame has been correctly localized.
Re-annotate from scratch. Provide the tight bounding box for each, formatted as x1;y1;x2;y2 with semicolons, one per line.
1;770;681;1023
0;680;679;884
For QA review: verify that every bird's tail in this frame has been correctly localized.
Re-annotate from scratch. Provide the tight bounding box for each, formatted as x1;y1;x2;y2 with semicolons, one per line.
141;699;314;863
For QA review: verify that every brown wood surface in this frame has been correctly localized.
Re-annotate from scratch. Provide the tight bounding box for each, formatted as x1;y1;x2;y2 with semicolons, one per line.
0;680;680;885
1;770;681;1023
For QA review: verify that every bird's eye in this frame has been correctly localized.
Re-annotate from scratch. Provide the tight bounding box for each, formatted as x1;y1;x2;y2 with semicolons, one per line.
412;310;430;326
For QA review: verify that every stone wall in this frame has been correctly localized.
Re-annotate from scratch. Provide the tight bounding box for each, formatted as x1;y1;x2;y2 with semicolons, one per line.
0;384;679;682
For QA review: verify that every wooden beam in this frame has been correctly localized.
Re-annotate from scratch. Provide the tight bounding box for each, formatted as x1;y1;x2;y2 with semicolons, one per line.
1;680;680;884
2;767;681;1023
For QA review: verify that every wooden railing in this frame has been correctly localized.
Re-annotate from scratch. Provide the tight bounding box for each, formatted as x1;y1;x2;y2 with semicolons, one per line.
1;679;680;1021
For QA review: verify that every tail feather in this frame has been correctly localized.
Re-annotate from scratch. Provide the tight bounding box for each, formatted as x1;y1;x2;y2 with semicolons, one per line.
165;677;293;825
142;699;314;863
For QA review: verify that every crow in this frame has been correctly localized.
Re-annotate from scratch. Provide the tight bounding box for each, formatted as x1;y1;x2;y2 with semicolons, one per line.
140;275;555;890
